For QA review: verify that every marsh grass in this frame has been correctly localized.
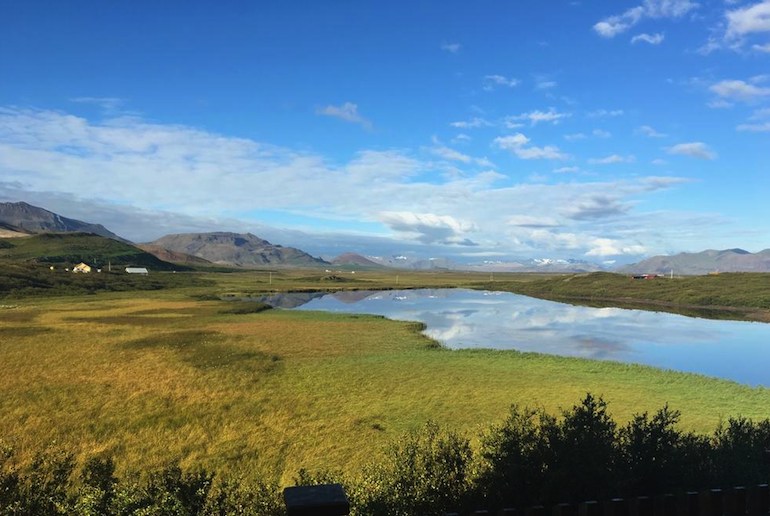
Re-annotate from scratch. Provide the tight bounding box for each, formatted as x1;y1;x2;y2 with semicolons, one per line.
3;285;770;486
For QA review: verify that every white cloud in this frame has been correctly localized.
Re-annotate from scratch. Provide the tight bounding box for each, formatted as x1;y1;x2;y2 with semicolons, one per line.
0;106;717;260
449;117;492;129
70;97;127;114
667;142;717;159
535;80;558;90
441;42;461;53
631;32;666;44
593;129;612;138
710;79;770;101
754;42;770;52
726;1;770;39
588;154;635;165
587;109;624;118
594;0;698;38
507;108;571;126
564;133;587;141
429;138;494;167
379;211;477;245
316;102;372;129
737;122;770;131
585;238;646;257
493;133;569;160
483;74;520;90
553;166;580;174
637;125;667;137
507;215;559;228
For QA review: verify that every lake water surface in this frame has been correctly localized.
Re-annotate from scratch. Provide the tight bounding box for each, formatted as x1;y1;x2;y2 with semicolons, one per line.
259;288;770;387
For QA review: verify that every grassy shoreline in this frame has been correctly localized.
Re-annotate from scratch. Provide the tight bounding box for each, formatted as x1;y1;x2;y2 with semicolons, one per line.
3;277;770;484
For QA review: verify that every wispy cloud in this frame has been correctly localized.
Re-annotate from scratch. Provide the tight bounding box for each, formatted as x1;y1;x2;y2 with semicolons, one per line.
710;79;770;102
507;108;571;126
493;133;569;160
379;211;477;245
631;32;665;44
726;1;770;41
593;0;698;38
449;117;492;129
667;142;717;159
0;106;715;260
587;109;624;118
441;42;461;53
588;154;635;165
637;125;667;137
70;97;128;114
483;74;520;90
316;102;373;129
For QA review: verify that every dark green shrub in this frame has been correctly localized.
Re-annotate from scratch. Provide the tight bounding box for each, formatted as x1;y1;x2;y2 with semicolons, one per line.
353;421;472;516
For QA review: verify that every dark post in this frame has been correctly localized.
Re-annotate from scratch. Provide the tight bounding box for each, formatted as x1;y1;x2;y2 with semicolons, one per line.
553;503;578;516
747;484;769;516
283;484;350;516
630;496;653;516
726;487;747;516
652;494;676;516
604;498;629;516
680;491;700;516
699;489;724;516
579;501;600;516
525;505;548;516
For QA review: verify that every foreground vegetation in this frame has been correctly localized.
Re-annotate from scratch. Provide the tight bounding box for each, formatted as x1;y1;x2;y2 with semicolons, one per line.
2;281;770;486
3;267;770;514
3;394;770;515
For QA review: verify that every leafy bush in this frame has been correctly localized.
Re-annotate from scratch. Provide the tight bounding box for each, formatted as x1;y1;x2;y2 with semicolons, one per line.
352;421;473;516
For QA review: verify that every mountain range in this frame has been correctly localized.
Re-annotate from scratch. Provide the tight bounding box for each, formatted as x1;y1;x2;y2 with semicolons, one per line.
147;232;328;267
1;201;769;274
0;201;129;243
620;248;770;275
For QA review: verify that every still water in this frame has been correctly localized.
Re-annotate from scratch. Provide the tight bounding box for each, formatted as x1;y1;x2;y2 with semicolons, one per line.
258;288;770;387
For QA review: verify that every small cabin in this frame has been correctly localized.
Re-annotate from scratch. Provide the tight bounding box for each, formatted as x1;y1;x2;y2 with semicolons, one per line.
73;262;92;274
125;267;149;275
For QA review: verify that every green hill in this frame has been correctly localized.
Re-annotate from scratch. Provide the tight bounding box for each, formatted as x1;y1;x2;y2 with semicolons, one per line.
0;233;186;271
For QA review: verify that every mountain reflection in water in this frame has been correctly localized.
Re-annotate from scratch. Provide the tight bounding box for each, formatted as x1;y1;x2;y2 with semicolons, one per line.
249;288;770;386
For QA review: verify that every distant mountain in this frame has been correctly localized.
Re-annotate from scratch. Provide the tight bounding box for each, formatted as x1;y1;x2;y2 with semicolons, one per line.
330;253;384;268
136;244;214;266
465;258;606;273
0;232;185;271
366;255;458;270
621;249;770;275
147;232;329;267
0;201;129;243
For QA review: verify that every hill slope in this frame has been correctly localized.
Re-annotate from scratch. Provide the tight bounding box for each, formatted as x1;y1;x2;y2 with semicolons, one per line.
330;253;384;268
0;201;129;242
622;249;770;275
0;233;185;271
147;232;329;267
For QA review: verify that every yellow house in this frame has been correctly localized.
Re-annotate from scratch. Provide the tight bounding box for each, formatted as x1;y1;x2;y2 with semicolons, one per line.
72;262;92;273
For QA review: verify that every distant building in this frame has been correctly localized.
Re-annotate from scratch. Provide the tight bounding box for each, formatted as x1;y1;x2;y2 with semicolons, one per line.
73;262;92;273
125;267;149;275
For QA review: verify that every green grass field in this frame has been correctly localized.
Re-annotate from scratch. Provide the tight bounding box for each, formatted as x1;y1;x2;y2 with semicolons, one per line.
3;271;770;485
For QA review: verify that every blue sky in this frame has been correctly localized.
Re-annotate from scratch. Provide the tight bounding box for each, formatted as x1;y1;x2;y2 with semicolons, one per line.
1;0;768;263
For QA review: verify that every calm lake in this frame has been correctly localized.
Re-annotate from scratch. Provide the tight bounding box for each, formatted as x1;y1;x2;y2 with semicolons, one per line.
254;288;770;387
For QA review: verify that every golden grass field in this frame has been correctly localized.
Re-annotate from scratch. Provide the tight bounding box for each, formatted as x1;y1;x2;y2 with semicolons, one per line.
2;270;770;485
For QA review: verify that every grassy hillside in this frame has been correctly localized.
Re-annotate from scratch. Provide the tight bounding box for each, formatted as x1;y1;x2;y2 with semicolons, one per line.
0;232;188;271
2;287;770;486
486;271;770;321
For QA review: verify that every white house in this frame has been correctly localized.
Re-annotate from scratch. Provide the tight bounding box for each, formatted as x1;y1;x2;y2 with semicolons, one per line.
125;267;149;275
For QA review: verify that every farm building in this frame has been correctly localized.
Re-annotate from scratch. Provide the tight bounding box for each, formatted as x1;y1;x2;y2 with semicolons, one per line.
72;262;92;273
125;267;149;275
